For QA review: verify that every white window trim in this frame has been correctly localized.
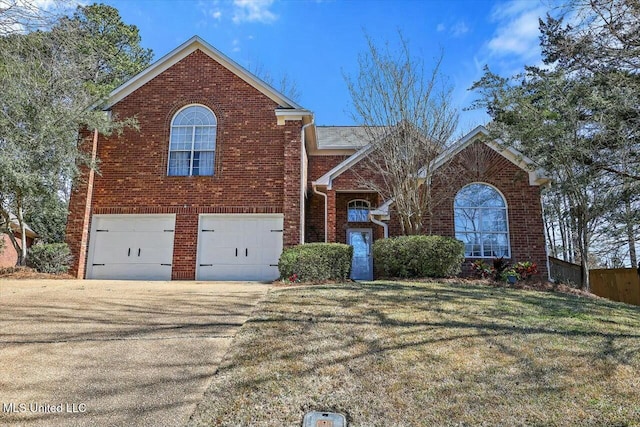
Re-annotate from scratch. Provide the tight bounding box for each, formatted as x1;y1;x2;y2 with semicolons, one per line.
454;182;511;259
167;104;217;177
347;199;371;223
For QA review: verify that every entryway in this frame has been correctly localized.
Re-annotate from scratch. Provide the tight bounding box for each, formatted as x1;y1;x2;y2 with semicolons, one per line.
347;228;373;280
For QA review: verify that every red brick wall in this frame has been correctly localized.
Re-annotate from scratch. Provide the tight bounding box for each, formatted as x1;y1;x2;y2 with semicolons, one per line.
67;49;303;279
0;234;18;268
386;141;548;278
307;140;547;278
305;155;348;243
0;233;34;268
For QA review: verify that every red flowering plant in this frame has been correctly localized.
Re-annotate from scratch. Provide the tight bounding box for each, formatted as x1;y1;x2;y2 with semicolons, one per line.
514;261;538;280
470;259;494;279
288;273;300;283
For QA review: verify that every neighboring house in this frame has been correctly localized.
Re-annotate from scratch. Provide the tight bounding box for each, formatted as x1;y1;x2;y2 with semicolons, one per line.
0;215;37;268
66;36;550;281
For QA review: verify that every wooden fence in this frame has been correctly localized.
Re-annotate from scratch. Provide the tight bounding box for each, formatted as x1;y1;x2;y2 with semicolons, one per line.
589;268;640;306
549;257;584;287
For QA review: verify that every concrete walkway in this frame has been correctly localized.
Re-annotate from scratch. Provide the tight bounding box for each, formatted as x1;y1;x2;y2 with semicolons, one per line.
0;279;270;427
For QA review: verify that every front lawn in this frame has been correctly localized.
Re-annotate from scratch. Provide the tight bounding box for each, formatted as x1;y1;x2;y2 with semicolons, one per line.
188;281;640;426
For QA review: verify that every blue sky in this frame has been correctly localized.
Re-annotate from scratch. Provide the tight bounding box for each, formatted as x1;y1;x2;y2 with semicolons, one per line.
101;0;556;136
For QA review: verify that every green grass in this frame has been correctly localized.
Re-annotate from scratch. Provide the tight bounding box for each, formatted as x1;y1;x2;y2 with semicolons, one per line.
188;281;640;427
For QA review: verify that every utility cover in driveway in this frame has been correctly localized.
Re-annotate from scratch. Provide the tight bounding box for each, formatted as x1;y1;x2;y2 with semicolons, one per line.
196;214;283;281
86;214;175;280
303;411;347;427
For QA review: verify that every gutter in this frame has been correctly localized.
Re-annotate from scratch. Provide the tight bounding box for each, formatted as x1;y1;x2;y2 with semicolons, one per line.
300;119;314;244
369;213;388;239
312;183;328;242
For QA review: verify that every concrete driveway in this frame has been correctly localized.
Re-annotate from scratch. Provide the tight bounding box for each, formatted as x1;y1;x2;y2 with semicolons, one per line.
0;279;271;427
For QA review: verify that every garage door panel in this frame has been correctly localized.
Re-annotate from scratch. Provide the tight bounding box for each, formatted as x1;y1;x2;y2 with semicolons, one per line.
89;263;172;280
133;217;175;232
92;217;136;232
87;215;175;280
135;232;175;263
91;232;135;264
196;215;283;281
197;264;279;282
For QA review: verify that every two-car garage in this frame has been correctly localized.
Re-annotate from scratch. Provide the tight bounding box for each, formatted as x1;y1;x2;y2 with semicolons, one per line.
86;214;283;281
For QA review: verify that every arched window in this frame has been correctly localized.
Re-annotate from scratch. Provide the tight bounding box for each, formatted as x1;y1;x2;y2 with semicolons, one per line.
454;183;510;258
347;200;370;222
168;105;216;176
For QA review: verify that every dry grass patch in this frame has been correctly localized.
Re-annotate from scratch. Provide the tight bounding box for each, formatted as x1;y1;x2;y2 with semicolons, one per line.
188;281;640;427
0;266;74;280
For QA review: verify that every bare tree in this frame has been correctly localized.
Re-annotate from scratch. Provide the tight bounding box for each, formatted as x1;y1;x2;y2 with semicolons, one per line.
0;0;72;35
248;59;301;103
344;32;458;235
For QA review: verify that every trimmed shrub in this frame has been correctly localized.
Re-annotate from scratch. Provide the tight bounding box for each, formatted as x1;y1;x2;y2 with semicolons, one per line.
278;243;353;282
373;235;465;278
26;243;71;274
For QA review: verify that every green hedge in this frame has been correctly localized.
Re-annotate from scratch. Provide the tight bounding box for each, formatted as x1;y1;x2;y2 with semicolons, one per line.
278;243;353;282
26;243;71;274
373;235;464;278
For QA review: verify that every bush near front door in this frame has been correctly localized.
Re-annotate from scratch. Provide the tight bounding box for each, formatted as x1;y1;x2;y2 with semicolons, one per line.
373;236;465;278
278;243;353;282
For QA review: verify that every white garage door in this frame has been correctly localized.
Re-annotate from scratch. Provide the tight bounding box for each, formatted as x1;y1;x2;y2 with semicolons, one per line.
196;214;283;281
86;215;175;280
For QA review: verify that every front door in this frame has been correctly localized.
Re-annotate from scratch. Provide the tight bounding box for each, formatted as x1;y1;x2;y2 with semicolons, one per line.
347;228;373;281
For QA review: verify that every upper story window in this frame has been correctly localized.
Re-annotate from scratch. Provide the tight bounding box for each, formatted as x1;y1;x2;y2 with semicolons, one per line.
168;105;216;176
347;200;370;222
454;183;510;258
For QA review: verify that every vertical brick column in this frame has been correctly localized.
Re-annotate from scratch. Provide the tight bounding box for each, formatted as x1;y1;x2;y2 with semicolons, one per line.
172;211;198;280
66;129;99;279
327;189;337;243
282;122;302;247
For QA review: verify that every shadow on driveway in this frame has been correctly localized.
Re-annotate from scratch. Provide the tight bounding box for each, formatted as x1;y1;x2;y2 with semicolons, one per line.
0;279;270;427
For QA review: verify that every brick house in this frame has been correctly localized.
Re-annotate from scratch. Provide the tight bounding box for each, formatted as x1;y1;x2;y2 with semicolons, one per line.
66;36;549;281
1;216;37;268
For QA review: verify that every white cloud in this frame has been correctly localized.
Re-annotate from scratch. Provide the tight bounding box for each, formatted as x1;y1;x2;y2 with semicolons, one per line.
211;9;222;20
232;0;277;24
232;38;240;52
487;1;545;60
451;20;469;37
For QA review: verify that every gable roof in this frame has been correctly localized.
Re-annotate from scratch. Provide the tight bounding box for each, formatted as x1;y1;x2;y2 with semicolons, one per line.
371;125;550;216
314;124;549;214
313;144;375;189
312;124;436;189
425;125;549;186
100;36;306;111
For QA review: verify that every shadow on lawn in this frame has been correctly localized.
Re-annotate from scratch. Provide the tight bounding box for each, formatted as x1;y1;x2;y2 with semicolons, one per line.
224;281;640;399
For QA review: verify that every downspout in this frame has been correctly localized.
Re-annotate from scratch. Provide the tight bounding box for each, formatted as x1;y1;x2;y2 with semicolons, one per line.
541;182;552;283
300;119;314;244
312;183;328;242
369;214;389;239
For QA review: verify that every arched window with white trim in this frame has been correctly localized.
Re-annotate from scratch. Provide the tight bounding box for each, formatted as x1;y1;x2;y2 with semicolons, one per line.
168;105;216;176
454;183;510;258
347;200;370;222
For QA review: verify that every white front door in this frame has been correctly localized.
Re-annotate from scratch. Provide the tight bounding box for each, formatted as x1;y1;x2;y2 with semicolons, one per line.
347;228;373;281
196;214;283;281
86;215;175;280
